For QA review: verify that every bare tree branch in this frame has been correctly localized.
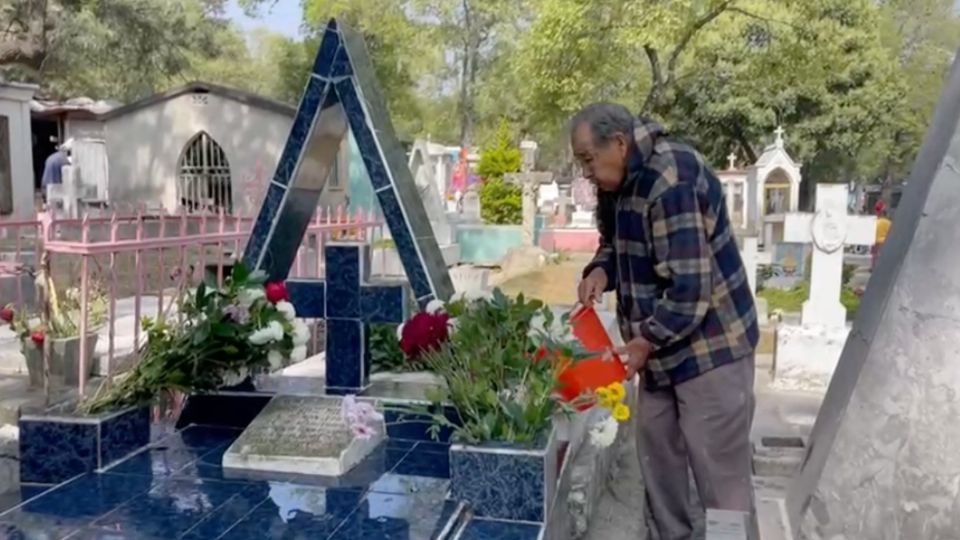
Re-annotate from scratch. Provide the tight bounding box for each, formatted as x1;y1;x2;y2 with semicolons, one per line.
640;45;662;115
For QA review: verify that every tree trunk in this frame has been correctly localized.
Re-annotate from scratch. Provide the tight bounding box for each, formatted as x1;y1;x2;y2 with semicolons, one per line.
458;0;478;147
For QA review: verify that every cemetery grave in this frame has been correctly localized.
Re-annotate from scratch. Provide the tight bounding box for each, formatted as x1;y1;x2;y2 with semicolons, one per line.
0;19;630;540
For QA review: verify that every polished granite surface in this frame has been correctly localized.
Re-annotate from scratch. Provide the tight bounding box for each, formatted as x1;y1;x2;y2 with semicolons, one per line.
0;424;542;540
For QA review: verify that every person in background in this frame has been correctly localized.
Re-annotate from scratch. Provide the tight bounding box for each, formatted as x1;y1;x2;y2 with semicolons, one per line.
40;139;73;201
873;204;892;269
571;103;759;540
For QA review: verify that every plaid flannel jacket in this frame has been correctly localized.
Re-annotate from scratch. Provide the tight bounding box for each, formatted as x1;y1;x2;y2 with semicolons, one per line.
584;120;758;390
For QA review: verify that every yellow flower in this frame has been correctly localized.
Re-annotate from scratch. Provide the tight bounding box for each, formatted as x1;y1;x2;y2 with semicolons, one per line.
595;387;612;407
606;382;626;403
612;403;631;422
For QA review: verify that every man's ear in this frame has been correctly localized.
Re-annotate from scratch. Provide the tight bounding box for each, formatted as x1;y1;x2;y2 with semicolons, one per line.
615;132;630;159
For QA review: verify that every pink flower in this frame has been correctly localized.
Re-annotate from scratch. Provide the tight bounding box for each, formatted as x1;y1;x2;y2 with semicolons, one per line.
340;395;383;440
352;423;377;440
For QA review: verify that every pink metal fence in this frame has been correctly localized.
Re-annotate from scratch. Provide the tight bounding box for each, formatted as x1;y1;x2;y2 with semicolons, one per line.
0;205;384;396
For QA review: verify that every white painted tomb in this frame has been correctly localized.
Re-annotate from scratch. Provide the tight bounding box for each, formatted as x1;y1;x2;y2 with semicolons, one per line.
745;127;803;249
774;184;876;391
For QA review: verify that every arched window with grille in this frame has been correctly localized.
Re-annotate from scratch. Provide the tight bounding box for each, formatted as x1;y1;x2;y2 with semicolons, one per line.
177;132;233;214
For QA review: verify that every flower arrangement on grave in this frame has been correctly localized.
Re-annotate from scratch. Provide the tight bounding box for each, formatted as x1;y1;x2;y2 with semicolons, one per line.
2;264;109;390
366;289;629;446
80;263;310;414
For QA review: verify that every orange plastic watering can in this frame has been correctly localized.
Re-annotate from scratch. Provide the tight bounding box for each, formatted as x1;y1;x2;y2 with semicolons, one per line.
555;305;626;408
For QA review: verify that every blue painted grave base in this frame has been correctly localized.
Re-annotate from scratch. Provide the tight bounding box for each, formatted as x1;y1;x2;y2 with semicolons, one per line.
9;392;544;540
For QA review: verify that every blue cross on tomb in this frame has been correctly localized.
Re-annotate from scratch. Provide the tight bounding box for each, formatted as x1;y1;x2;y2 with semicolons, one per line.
285;242;408;393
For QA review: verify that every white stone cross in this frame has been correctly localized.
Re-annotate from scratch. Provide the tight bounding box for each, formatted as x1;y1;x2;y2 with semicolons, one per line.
774;126;786;147
783;184;876;329
727;152;737;171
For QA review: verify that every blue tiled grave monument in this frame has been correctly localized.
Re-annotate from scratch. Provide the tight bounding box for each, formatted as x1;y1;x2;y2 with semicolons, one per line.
222;18;457;479
243;18;453;306
242;17;454;395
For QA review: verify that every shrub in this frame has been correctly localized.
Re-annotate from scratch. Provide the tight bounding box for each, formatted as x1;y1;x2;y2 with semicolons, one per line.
477;119;523;225
476;119;522;181
479;178;522;224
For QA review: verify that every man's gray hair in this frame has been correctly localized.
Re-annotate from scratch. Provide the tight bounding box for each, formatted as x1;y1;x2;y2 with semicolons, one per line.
569;103;635;146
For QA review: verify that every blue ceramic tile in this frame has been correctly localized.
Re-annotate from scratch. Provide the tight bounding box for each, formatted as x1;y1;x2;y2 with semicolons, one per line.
392;447;449;480
98;407;150;468
450;446;546;522
174;395;272;431
179;482;270;539
242;183;286;269
334;443;409;489
311;26;342;78
89;478;248;538
19;417;98;484
328;490;447;540
367;472;449;496
0;519;78;539
325;244;362;318
0;484;52;514
334;80;390;191
412;441;450;454
1;473;154;528
273;77;328;188
286;279;326;318
461;518;543;540
182;442;237;481
361;285;406;324
331;41;353;77
260;187;323;280
325;318;366;390
373;190;432;301
385;439;418;451
64;527;143;539
104;445;202;477
173;426;243;450
216;485;361;539
384;407;457;443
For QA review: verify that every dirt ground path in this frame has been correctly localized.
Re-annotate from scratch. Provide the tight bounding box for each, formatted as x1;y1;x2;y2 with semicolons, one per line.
496;253;594;307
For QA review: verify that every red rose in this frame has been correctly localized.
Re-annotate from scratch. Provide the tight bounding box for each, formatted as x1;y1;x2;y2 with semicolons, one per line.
0;307;14;323
30;331;44;347
400;312;450;359
265;282;289;304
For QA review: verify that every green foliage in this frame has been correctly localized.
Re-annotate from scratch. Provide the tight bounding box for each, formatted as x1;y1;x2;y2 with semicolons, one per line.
1;0;243;102
476;119;523;224
369;324;408;373
410;290;585;445
759;283;861;321
478;179;522;225
80;264;299;414
477;120;522;180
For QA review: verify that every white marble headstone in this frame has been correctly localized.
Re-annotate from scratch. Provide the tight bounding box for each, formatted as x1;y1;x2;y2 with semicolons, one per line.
222;395;383;477
461;190;481;222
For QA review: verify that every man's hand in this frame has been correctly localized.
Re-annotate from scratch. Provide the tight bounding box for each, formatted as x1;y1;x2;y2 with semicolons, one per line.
578;267;608;305
611;337;653;380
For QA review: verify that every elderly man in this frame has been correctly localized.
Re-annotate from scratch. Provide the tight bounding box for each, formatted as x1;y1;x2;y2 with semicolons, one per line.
571;103;759;539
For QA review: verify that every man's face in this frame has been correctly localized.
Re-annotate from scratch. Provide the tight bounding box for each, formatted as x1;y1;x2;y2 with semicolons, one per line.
571;122;629;192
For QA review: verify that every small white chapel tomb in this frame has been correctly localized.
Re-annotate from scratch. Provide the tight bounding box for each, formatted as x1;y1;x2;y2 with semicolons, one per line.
746;127;803;249
774;183;876;391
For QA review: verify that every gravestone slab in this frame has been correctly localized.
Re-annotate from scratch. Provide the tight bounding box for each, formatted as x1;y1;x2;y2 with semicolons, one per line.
222;395;383;476
461;190;481;222
787;51;960;539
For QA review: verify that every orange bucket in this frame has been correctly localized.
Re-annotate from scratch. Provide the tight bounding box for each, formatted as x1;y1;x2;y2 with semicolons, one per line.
555;306;626;408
